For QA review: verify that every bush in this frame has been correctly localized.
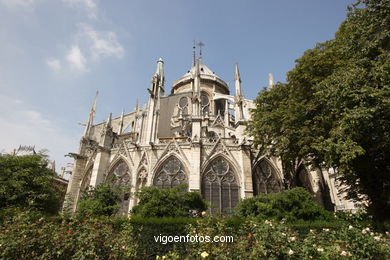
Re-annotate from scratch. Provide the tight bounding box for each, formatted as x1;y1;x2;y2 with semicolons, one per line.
0;154;62;215
234;187;334;222
131;185;208;218
0;211;389;260
77;183;125;217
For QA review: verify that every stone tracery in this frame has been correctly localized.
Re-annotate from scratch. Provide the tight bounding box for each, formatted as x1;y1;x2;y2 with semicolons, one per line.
153;156;188;189
253;159;283;195
107;161;131;186
202;157;240;214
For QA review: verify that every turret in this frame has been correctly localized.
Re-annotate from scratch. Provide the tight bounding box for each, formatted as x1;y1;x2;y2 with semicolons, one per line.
235;63;243;98
118;108;124;134
82;91;99;138
153;58;165;95
145;58;165;144
268;73;274;88
234;64;244;121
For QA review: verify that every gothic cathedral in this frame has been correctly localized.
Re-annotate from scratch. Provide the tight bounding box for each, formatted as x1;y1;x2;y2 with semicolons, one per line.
65;52;356;215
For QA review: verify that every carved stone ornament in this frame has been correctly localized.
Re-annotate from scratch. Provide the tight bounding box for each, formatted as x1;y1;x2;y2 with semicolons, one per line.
204;158;236;185
253;160;283;195
153;157;187;189
107;162;131;186
202;157;240;214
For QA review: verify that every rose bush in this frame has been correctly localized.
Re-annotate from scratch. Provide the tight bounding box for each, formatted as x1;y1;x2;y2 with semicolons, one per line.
1;211;389;259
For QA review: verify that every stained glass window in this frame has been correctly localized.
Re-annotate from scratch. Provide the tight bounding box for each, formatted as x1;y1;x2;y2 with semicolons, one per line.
153;156;188;189
107;161;132;216
80;167;92;191
178;97;189;116
201;93;210;115
253;160;283;195
202;157;240;214
107;161;131;187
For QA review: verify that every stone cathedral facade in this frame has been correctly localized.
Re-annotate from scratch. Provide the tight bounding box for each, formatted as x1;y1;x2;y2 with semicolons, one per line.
65;54;356;215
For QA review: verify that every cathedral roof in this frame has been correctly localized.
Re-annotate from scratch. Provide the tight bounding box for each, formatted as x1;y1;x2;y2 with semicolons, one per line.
172;59;229;92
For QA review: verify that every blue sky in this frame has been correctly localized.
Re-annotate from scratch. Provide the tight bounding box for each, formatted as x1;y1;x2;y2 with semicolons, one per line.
0;0;355;176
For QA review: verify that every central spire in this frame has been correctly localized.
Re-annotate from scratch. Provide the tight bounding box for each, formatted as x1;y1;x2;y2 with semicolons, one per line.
196;41;204;58
192;41;196;67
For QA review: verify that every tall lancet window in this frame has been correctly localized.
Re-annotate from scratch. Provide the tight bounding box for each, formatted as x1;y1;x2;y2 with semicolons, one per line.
296;166;314;193
202;157;240;214
153;156;188;189
253;159;283;195
178;97;189;116
107;161;132;216
107;161;131;187
201;92;210;116
80;167;93;191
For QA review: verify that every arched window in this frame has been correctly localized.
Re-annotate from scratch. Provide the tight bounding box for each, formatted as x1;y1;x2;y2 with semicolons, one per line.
107;161;131;186
153;156;188;189
177;97;189;116
214;99;225;116
80;167;93;191
107;161;132;216
201;92;210;116
202;157;240;214
296;166;314;193
253;159;283;195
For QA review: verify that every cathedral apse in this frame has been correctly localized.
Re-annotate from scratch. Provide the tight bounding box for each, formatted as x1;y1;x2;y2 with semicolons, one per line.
65;47;357;215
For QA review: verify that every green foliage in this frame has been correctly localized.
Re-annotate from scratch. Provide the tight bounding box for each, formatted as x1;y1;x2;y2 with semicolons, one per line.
77;183;124;217
248;0;390;220
0;154;62;214
127;216;194;258
131;185;208;218
234;188;333;222
0;211;389;259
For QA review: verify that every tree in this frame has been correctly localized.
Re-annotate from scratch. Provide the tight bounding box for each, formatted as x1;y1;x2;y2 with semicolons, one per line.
234;188;333;222
248;0;390;220
76;183;124;217
131;185;208;218
0;154;62;214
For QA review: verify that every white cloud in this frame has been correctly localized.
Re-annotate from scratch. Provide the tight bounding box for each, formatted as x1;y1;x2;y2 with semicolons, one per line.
66;45;88;72
62;0;98;19
0;0;38;9
47;24;124;74
0;93;77;171
79;24;124;61
46;58;62;72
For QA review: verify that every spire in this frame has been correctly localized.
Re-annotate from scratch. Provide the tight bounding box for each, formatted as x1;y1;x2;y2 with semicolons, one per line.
192;41;196;67
51;160;56;173
194;57;201;94
118;108;124;134
155;58;165;88
235;63;243;97
196;41;204;65
195;58;201;77
135;99;139;112
197;41;204;58
83;91;99;138
234;64;244;121
106;112;112;127
268;73;274;88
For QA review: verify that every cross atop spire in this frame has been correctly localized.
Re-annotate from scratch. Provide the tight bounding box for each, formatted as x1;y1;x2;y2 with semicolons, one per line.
196;41;205;58
192;41;196;67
